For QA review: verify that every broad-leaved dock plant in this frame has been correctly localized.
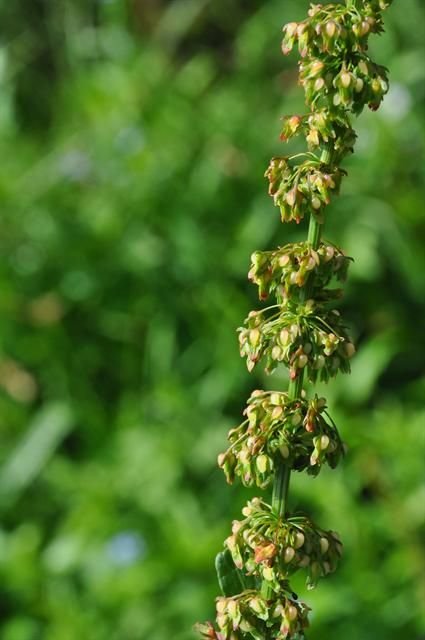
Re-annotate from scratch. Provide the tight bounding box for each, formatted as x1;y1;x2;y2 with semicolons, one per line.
197;1;393;637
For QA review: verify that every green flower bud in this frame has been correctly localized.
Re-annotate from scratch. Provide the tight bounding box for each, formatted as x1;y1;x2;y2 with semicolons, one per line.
345;342;356;358
320;537;329;554
249;597;266;615
311;196;322;210
271;345;283;360
227;599;238;618
297;354;308;368
310;60;324;77
292;412;302;426
287;605;298;621
286;186;298;206
249;328;261;347
216;598;227;614
320;435;330;450
352;22;362;38
256;454;269;473
325;20;336;38
295;532;305;549
358;60;369;75
284;547;295;563
303;342;312;354
340;72;352;89
315;354;325;369
361;20;370;36
278;254;291;267
285;22;298;38
217;452;226;467
272;405;284;420
216;614;227;629
232;520;242;534
355;77;364;92
270;392;283;405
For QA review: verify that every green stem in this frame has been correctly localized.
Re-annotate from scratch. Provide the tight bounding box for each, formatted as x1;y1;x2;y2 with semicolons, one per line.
271;460;291;515
307;144;333;248
307;213;321;249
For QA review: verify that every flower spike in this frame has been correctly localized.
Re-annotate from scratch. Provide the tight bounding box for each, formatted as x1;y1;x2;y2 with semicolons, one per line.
197;0;392;637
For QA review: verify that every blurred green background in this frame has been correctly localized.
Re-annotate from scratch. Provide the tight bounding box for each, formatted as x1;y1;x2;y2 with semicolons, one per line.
0;1;424;639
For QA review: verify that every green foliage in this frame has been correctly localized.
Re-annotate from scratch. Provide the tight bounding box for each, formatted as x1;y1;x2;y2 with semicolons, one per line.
0;1;424;639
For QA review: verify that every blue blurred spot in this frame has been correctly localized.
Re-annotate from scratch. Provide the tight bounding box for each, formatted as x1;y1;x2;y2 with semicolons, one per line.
105;531;146;567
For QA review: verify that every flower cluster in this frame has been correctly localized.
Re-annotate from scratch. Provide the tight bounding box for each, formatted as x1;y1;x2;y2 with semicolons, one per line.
299;55;388;113
197;1;392;637
282;3;388;59
218;391;344;488
238;300;355;380
196;589;310;640
282;2;390;114
225;499;343;591
248;241;351;302
265;156;345;223
280;109;356;163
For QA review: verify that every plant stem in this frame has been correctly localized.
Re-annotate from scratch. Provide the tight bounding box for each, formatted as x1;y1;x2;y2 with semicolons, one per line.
307;144;333;252
307;213;321;248
271;460;291;515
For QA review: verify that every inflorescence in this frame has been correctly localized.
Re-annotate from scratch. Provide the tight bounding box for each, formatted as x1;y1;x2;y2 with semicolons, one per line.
197;2;392;638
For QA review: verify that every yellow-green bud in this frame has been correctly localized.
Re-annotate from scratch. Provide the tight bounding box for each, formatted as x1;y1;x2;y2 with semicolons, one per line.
315;355;325;369
355;77;364;92
270;392;282;405
325;21;336;38
292;412;302;426
287;605;298;621
272;345;283;360
345;342;356;358
320;435;330;450
272;405;284;420
227;600;237;617
216;598;227;613
285;22;298;37
341;72;352;88
284;547;295;563
294;532;305;549
297;354;308;368
279;254;290;267
280;329;290;345
256;455;269;473
320;537;329;554
249;597;263;614
358;60;369;75
249;329;260;347
311;196;322;210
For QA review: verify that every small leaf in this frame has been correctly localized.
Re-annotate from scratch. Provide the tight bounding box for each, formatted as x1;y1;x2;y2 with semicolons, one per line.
215;549;244;597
